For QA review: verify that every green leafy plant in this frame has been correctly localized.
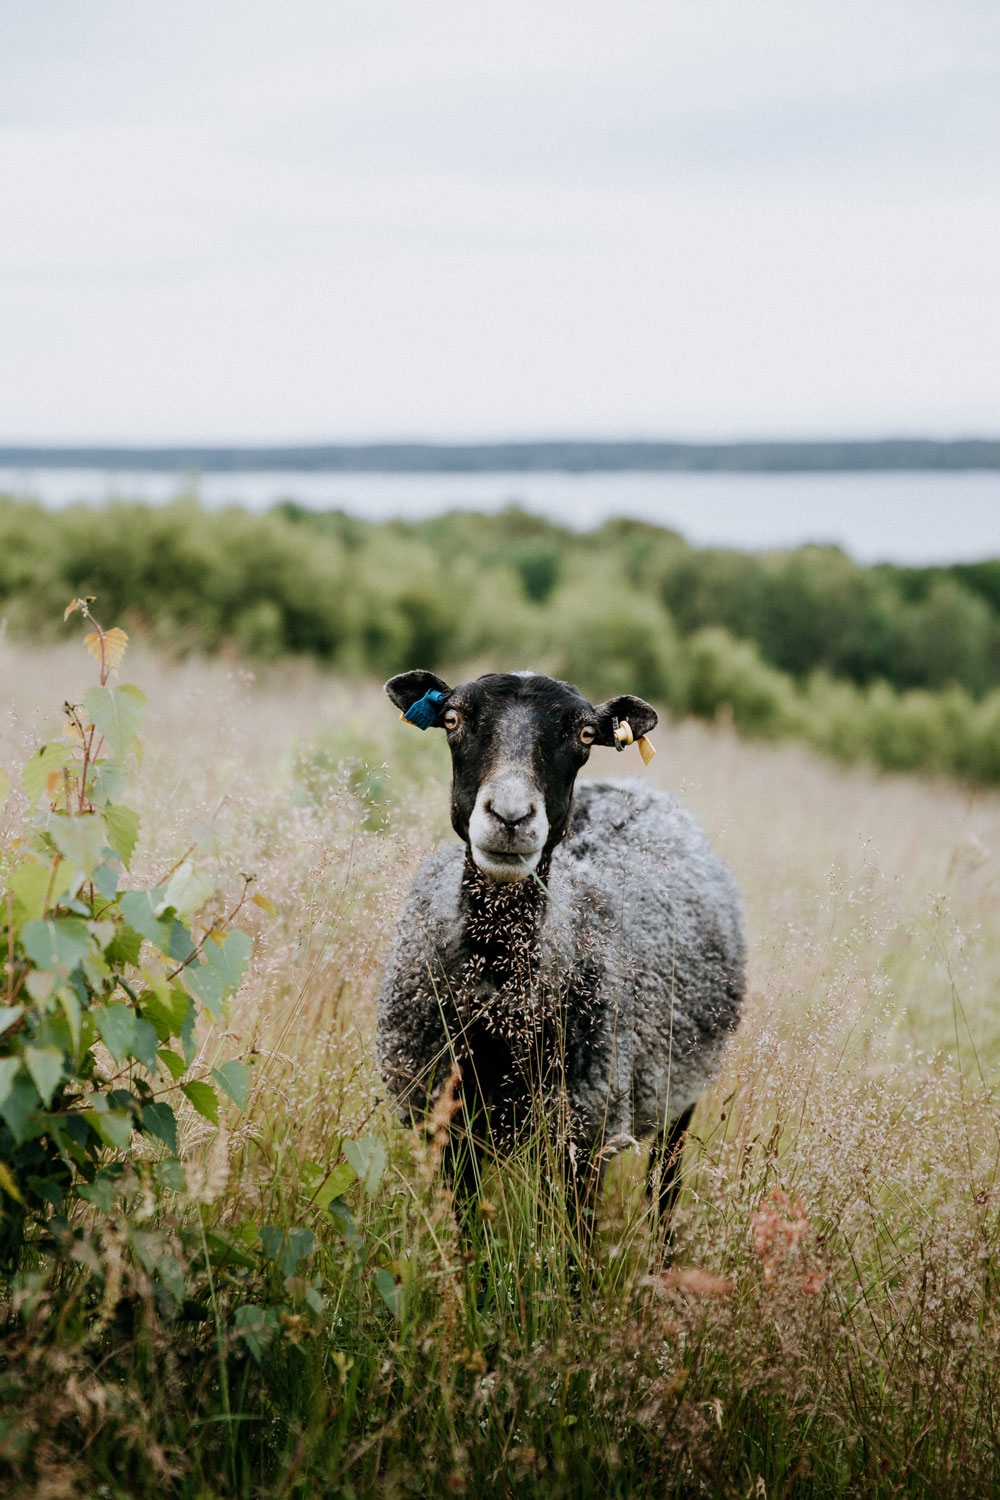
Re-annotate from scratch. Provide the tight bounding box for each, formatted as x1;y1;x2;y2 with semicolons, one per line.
0;601;252;1275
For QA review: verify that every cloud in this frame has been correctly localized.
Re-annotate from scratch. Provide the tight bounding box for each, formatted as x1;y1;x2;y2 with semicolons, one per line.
1;0;998;439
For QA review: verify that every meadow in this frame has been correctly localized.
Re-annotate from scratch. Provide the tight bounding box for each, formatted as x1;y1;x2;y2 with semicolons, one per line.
1;633;999;1498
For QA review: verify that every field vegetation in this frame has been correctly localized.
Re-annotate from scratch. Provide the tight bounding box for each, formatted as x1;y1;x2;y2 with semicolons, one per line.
1;622;998;1498
2;495;1000;783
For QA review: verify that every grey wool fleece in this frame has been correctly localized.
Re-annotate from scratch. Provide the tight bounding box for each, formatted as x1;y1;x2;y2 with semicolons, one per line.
376;777;746;1155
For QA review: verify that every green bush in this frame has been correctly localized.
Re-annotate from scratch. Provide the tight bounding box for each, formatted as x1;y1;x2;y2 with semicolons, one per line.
551;589;685;709
683;626;802;738
0;604;252;1277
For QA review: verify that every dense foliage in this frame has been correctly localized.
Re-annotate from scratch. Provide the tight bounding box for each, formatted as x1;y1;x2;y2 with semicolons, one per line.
0;606;254;1276
2;494;999;782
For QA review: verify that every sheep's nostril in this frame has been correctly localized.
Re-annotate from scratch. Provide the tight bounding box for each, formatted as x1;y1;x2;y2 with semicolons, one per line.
486;800;534;832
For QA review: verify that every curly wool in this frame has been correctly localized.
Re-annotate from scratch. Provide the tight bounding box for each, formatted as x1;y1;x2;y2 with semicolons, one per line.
377;777;746;1154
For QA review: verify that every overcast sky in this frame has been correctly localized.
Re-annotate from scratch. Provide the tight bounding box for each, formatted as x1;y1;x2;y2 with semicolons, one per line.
2;1;999;443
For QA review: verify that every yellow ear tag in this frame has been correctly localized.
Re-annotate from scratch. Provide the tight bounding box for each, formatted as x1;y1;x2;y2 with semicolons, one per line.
614;720;634;747
637;735;656;765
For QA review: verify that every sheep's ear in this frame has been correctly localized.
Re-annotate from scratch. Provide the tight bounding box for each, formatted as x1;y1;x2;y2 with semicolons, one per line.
384;670;452;715
592;694;658;747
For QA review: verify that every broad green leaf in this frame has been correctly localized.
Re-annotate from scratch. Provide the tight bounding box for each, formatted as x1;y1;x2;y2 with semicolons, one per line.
182;1079;219;1125
85;1107;133;1151
25;1173;62;1211
0;1005;23;1038
96;1004;137;1063
203;1229;257;1272
1;1073;39;1145
160;861;213;917
22;743;69;807
57;987;82;1050
8;857;74;923
181;1008;196;1066
107;924;142;967
90;759;128;806
49;813;108;876
0;1057;22;1110
23;1046;64;1107
139;990;174;1043
21;917;91;974
121;892;195;967
119;890;174;953
83;683;146;761
92;855;122;900
375;1267;403;1318
154;1157;186;1192
187;929;252;1019
259;1225;316;1278
104;805;140;867
23;968;55;1006
168;918;196;965
342;1136;387;1196
140;984;190;1043
141;1102;178;1153
132;1018;160;1074
78;1173;115;1213
185;965;225;1021
310;1162;355;1212
157;1047;187;1081
328;1197;363;1249
211;1059;250;1111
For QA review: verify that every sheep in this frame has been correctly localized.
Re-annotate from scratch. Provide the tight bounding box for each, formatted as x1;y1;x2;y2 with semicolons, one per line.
376;668;746;1249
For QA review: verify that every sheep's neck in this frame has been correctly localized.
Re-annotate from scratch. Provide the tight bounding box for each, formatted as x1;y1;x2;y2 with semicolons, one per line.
459;851;549;989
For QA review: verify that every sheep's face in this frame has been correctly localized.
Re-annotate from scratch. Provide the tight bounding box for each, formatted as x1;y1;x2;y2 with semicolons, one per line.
385;670;657;885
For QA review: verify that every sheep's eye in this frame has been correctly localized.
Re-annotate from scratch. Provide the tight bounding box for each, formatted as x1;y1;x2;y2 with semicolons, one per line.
578;725;596;746
443;708;462;731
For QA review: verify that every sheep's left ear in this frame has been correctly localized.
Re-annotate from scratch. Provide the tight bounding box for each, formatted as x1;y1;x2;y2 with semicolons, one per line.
592;694;658;747
384;670;453;729
384;670;451;713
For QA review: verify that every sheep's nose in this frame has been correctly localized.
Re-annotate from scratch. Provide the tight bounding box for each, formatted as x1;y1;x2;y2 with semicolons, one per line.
485;799;536;832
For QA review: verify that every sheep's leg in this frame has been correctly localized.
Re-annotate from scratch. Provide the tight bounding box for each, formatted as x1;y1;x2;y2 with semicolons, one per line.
647;1103;695;1236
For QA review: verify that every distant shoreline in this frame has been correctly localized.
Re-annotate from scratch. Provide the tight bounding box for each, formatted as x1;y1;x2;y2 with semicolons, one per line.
1;439;999;473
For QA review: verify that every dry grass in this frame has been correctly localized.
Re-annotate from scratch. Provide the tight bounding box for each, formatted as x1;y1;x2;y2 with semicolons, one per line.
2;641;999;1497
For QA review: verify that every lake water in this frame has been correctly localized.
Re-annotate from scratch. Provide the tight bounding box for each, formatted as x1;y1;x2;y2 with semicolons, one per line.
1;465;998;565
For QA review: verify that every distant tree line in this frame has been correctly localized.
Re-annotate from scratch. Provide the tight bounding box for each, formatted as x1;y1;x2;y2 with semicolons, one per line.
1;494;999;782
2;438;999;472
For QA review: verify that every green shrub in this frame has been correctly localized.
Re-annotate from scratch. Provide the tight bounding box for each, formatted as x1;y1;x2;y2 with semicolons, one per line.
551;590;685;708
683;626;802;738
0;604;252;1277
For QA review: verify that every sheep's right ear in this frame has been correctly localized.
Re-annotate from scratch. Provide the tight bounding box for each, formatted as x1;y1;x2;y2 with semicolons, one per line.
384;671;453;729
592;694;658;746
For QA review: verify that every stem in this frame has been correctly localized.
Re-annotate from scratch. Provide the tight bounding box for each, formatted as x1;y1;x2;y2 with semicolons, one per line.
165;875;255;981
197;1207;236;1482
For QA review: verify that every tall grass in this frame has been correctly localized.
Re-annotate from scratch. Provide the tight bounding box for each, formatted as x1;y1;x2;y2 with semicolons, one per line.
2;643;999;1497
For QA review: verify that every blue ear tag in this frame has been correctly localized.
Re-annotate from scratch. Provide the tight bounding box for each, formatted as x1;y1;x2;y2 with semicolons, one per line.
402;689;447;730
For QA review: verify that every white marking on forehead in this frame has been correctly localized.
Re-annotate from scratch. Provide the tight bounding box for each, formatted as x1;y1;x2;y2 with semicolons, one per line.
492;702;539;754
512;669;536;678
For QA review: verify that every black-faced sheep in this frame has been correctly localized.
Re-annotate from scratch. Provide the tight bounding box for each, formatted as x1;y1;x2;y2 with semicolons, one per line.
376;669;746;1245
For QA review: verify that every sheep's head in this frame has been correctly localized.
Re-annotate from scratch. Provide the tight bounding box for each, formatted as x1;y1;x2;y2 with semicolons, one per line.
385;670;657;884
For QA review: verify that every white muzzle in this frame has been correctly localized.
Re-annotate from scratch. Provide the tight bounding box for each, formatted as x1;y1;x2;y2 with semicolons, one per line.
467;767;549;883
